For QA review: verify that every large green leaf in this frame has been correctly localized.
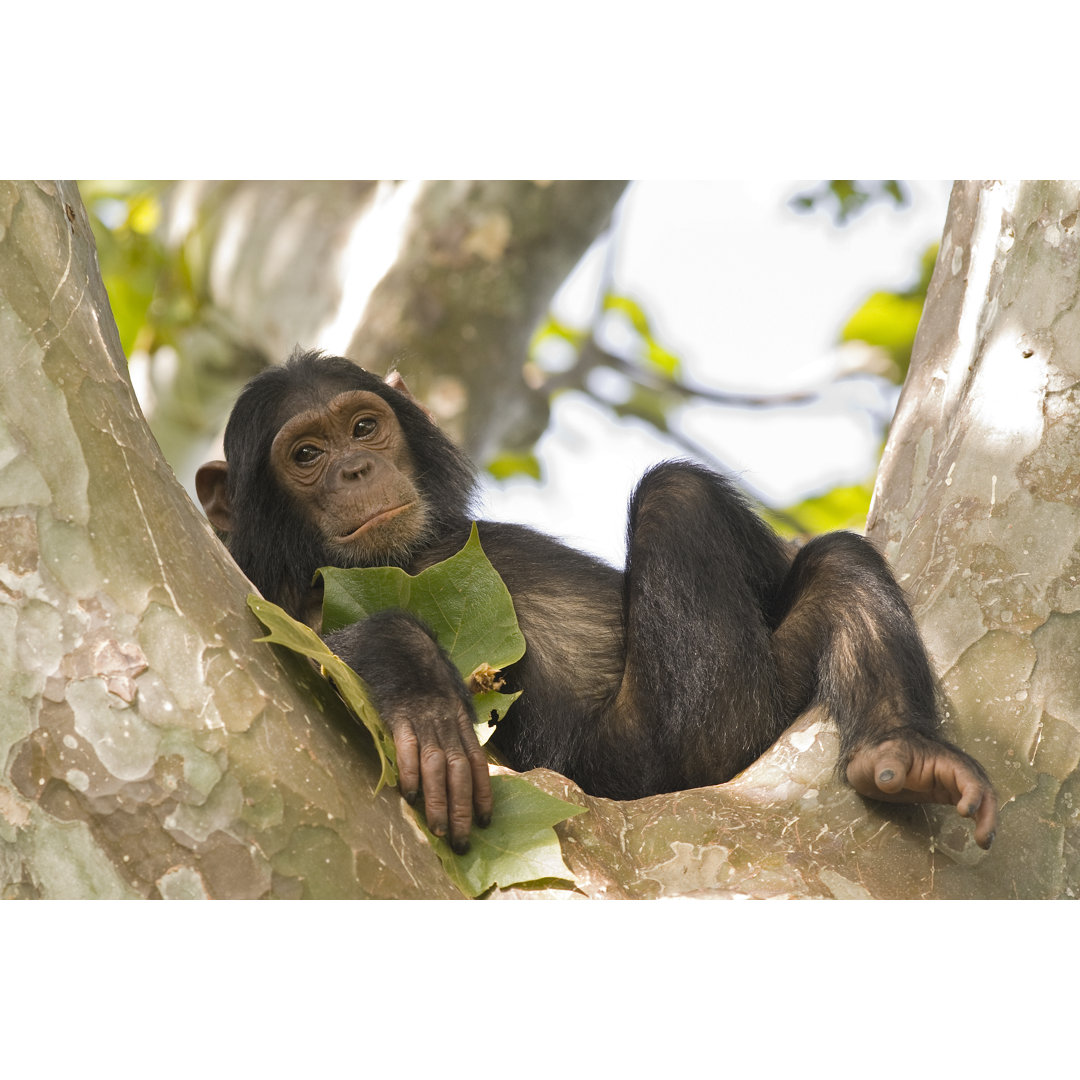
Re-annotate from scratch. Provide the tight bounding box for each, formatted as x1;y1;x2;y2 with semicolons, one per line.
419;774;587;897
319;522;526;693
248;531;587;896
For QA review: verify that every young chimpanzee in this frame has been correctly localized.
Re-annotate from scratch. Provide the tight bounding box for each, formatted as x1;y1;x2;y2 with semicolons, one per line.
196;349;998;855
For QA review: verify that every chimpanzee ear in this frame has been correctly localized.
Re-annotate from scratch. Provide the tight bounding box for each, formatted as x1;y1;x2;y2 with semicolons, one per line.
384;370;414;398
195;460;233;534
385;370;436;422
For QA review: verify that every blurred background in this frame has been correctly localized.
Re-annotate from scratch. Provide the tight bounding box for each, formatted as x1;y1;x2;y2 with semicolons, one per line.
81;179;950;565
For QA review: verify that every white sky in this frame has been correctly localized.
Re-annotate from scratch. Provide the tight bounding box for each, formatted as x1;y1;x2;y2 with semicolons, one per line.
481;179;952;565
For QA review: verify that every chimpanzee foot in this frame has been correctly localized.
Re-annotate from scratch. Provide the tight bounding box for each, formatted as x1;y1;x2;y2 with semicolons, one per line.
845;731;998;850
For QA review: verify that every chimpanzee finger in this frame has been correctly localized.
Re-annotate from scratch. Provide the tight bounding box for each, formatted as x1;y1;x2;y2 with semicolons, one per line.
419;741;449;840
392;722;422;806
954;774;983;820
964;778;997;850
975;788;998;850
456;706;493;828
444;748;475;854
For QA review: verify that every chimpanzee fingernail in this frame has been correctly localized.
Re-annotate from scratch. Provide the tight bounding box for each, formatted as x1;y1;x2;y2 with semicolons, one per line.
478;812;492;829
403;790;418;805
986;832;995;850
452;838;470;855
879;769;895;783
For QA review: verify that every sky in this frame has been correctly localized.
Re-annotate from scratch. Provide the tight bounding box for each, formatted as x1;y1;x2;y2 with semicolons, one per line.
481;179;953;566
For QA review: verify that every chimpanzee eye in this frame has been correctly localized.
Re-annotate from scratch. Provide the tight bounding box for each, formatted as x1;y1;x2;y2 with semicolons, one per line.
353;417;377;439
293;444;322;465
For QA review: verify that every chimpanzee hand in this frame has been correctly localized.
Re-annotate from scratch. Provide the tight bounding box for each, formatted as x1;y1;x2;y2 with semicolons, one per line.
324;610;493;853
845;729;998;850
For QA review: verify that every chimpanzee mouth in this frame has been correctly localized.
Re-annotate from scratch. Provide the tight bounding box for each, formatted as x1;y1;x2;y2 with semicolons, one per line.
336;503;415;544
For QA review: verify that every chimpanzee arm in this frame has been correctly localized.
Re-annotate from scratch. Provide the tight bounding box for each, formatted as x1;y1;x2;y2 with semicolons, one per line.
324;610;493;854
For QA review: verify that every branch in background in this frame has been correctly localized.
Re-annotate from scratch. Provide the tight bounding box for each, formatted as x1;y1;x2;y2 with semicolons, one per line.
535;336;820;410
528;334;811;534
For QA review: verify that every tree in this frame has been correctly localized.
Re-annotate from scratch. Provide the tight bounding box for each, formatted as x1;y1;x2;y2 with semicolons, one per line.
2;179;1075;899
868;180;1080;899
0;182;457;898
83;179;629;488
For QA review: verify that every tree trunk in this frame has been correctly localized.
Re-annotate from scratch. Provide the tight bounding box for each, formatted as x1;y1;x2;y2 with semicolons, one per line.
5;180;1073;899
343;180;629;461
504;181;1080;899
0;181;459;898
867;180;1080;899
149;180;628;487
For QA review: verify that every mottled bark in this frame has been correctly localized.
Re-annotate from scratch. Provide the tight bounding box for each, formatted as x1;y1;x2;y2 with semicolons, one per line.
867;180;1080;899
6;179;1071;901
151;180;627;486
344;180;629;461
0;181;458;898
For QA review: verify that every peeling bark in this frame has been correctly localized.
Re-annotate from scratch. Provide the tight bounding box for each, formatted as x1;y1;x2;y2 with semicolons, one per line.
5;179;1075;900
868;180;1080;899
0;181;459;899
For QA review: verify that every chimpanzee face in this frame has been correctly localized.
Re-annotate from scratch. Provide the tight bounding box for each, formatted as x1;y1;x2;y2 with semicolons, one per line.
268;389;429;565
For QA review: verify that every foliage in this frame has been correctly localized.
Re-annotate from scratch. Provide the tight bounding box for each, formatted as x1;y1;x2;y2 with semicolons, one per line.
422;774;586;897
486;451;542;481
789;180;910;225
79;181;198;357
248;526;586;897
766;483;876;537
319;523;525;736
602;293;681;378
840;243;938;383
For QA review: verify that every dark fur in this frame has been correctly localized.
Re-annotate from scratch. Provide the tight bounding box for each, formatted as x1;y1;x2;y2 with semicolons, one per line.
221;353;474;618
217;349;984;802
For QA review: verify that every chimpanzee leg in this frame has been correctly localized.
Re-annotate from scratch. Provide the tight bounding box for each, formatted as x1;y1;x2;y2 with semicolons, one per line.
770;532;997;848
770;532;939;757
614;464;996;847
611;462;794;795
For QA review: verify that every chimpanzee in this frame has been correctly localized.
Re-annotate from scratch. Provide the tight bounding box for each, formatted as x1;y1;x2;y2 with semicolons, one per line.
196;348;998;855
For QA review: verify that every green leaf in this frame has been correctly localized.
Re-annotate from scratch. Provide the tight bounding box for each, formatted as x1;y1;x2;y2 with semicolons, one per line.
246;595;398;792
249;531;587;897
881;180;909;208
530;314;587;351
319;523;526;681
842;290;923;352
776;483;874;534
486;452;542;481
841;289;924;378
603;293;681;377
473;689;522;744
429;774;587;897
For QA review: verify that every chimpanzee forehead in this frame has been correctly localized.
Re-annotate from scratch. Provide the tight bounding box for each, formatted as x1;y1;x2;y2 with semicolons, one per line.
276;389;394;434
272;376;389;425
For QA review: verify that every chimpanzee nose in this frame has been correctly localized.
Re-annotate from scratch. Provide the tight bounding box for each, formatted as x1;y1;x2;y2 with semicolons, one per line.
334;452;374;486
